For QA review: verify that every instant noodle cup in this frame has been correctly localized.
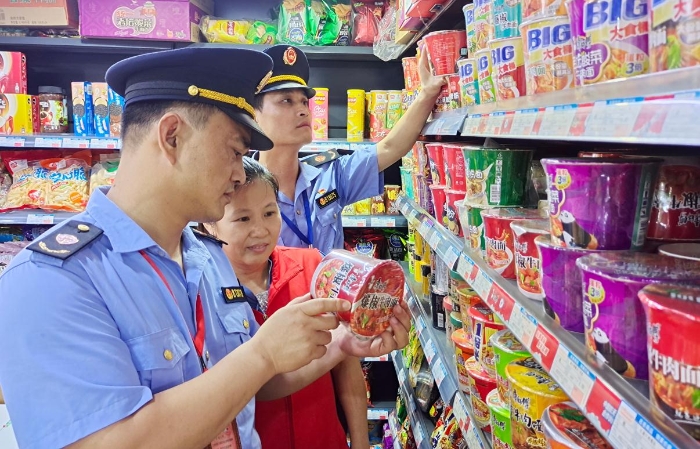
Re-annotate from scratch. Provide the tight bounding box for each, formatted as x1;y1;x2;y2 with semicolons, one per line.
453;328;475;394
457;58;480;106
639;283;700;440
413;141;431;179
425;143;446;184
429;184;448;226
476;49;497;104
650;0;700;72
458;287;483;337
491;329;530;403
347;89;366;142
456;200;470;246
491;37;526;100
468;304;506;376
466;356;498;430
445;190;466;237
521;16;575;94
541;157;662;250
567;0;649;85
433;74;462;113
510;219;550;300
481;208;547;280
451;311;463;336
487;389;513;449
311;250;405;339
493;0;523;38
658;243;700;261
445;296;455;348
647;164;700;242
523;0;568;20
542;402;613;448
449;269;470;304
443;144;467;190
423;30;467;76
474;0;495;51
507;358;568;449
402;56;420;91
577;252;700;379
464;4;477;55
463;147;533;207
466;203;489;256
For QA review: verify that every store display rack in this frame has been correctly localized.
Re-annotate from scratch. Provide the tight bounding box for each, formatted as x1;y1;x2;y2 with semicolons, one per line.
423;67;700;146
342;216;408;228
396;193;700;449
0;210;73;226
388;411;403;449
393;349;435;449
368;401;396;421
0;135;121;150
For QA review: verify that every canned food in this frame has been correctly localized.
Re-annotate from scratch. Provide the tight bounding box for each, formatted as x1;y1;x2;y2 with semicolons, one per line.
490;37;526;99
457;58;480;106
521;16;575;94
650;0;700;71
476;49;497;103
474;0;495;51
346;89;365;141
493;0;522;38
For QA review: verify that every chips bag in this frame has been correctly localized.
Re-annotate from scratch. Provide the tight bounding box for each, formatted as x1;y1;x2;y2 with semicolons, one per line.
246;21;277;44
90;156;120;194
333;1;353;45
309;0;339;45
42;150;92;212
352;1;385;46
200;16;252;44
278;0;312;45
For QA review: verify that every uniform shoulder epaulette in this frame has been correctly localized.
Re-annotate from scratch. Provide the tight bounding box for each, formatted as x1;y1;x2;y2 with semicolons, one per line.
192;228;228;246
27;221;103;260
301;149;340;167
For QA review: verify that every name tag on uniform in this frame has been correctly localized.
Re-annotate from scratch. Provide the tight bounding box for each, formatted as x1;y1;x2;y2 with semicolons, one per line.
222;287;245;303
316;189;339;209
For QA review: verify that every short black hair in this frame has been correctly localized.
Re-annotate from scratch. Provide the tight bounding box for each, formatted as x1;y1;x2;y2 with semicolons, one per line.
253;94;266;111
237;157;279;196
122;100;219;145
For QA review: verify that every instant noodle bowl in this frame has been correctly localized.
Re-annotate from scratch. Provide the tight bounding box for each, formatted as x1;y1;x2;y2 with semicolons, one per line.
424;30;467;76
567;0;649;86
542;402;613;448
466;356;498;430
463;147;534;207
647;164;700;242
402;56;420;91
443;144;467;190
474;0;495;51
458;287;483;340
493;0;522;38
481;208;547;279
491;37;527;100
507;358;568;449
456;200;471;246
541;157;662;250
466;203;489;256
491;329;530;403
468;304;506;376
449;269;470;304
487;389;513;449
413;142;431;179
416;175;434;216
476;49;497;103
658;243;700;261
577;252;700;379
453;328;475;394
639;284;700;440
445;190;466;237
650;0;700;72
523;0;567;20
425;143;445;184
521;17;575;94
311;250;405;339
457;58;480;106
464;4;477;55
429;184;447;225
511;219;550;300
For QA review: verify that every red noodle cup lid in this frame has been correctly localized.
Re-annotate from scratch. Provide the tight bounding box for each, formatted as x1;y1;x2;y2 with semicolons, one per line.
452;328;474;354
465;355;497;385
443;295;454;312
311;249;405;339
542;402;613;449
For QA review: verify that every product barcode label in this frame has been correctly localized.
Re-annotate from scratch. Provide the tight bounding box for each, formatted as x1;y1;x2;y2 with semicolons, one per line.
490;184;501;204
437;313;445;329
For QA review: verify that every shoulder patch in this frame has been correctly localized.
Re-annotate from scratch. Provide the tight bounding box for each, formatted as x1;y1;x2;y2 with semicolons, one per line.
27;221;103;260
192;229;228;246
301;149;340;167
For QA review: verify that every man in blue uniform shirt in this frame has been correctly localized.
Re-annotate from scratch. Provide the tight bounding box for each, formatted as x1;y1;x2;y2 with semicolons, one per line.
254;45;446;255
0;47;410;449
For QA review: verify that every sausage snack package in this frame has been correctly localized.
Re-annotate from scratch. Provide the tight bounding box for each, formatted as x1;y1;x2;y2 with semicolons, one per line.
311;249;405;339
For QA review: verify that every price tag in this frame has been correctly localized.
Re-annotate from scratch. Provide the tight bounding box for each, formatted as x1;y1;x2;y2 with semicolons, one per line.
457;253;475;279
486;284;515;322
444;246;460;269
414;423;426;447
90;138;120;149
62;137;90;148
585;379;621;433
26;213;55;225
549;346;595;405
343;217;367;227
507;306;537;348
34;137;62;148
471;269;493;300
509;109;538;136
486;113;504;134
424;339;437;364
530;325;559;370
0;136;25;147
408;209;420;223
418;220;431;236
537;105;578;137
371;217;396;227
415;316;426;335
429;230;441;248
452;394;471;433
368;408;390;420
433;358;447;387
608;402;673;449
400;201;410;216
462;116;480;135
465;421;484;449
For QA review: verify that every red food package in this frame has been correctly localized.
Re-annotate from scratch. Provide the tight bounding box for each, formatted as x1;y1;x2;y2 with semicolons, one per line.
310;249;405;339
344;228;387;259
352;1;386;46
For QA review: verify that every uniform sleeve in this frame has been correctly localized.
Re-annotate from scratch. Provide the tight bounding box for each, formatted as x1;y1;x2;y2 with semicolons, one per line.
336;148;385;206
0;261;153;449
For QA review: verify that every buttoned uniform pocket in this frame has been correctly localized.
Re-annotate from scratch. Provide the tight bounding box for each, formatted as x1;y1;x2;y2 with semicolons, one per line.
217;308;253;354
125;327;190;393
316;200;342;235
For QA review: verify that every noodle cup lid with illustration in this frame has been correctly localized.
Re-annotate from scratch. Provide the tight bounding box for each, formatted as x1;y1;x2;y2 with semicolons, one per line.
542;402;613;448
310;249;405;339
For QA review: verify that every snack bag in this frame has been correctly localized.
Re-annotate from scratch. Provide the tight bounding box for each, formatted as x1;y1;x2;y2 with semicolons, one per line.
42;150;92;212
310;0;340;45
0;164;10;209
352;1;385;45
2;154;51;211
200;16;252;43
279;0;312;45
90;156;120;194
333;1;353;45
246;21;277;44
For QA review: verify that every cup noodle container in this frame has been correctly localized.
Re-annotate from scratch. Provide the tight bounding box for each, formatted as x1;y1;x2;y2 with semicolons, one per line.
311;250;405;339
457;58;481;106
650;0;700;72
522;0;567;21
402;56;420;91
510;219;550;300
506;358;568;449
423;30;467;76
433;74;462;113
542;157;662;251
493;0;523;38
491;37;527;100
647;164;700;242
453;328;475;395
658;243;700;261
474;0;495;51
311;87;329;140
475;49;497;103
463;147;534;207
456;200;471;246
567;0;649;86
481;207;548;279
445;190;467;237
464;4;477;56
442;144;467;190
449;269;470;303
416;175;435;216
468;304;506;376
520;17;575;95
458;287;483;342
413;141;431;179
576;252;700;379
542;402;613;448
491;329;530;403
639;284;700;440
487;389;513;449
466;203;489;257
425;143;445;185
466;356;498;431
429;184;447;225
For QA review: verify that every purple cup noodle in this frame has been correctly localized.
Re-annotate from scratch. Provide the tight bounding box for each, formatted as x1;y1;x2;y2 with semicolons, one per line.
542;158;662;251
577;252;700;380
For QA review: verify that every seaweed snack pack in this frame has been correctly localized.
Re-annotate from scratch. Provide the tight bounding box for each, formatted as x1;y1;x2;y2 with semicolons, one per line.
311;249;405;339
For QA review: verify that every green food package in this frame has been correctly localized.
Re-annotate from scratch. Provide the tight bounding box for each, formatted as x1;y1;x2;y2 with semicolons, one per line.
309;0;338;45
278;0;311;45
246;21;277;45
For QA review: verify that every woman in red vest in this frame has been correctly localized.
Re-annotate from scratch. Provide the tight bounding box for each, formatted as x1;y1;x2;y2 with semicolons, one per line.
202;157;370;449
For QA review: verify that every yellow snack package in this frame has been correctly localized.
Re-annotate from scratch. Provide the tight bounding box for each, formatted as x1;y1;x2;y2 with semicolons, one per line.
200;16;252;44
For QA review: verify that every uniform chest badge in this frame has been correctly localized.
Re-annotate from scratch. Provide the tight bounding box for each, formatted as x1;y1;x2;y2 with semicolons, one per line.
316;189;339;209
283;47;297;65
222;287;245;303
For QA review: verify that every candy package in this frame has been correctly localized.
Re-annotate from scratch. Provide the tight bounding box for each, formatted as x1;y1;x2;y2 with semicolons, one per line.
279;0;312;45
352;1;386;45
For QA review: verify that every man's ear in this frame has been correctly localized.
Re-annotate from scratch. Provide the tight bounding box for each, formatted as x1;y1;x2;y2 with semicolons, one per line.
157;112;186;165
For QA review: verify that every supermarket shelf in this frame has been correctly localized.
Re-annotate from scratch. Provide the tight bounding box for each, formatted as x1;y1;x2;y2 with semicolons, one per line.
397;193;700;449
388;412;404;449
180;42;381;62
342;216;408;228
368;402;395;421
393;350;434;449
362;354;392;362
0;135;121;150
0;210;75;225
422;109;468;137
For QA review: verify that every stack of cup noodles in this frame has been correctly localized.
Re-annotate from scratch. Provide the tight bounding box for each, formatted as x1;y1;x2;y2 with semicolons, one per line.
422;30;466;112
346;89;406;143
424;142;468;239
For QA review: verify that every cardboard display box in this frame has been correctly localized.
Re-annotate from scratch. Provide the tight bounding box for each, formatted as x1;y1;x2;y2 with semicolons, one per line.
0;0;79;29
